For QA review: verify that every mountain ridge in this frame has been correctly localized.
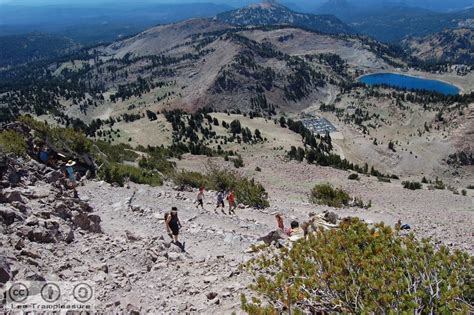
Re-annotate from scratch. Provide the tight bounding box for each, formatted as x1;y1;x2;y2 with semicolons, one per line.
215;1;354;35
403;28;474;65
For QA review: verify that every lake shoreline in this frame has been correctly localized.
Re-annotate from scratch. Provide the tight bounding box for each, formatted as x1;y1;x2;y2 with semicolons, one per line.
357;72;461;96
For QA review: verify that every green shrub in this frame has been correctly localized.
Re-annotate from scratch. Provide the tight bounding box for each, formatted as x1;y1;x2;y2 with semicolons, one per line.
377;176;391;183
255;166;262;172
94;140;139;163
348;173;359;180
402;181;422;190
461;189;467;196
433;177;446;190
310;183;350;208
0;130;27;156
138;155;175;175
233;155;244;168
353;197;372;209
19;115;92;154
173;170;210;188
99;162;162;187
242;219;473;314
421;176;429;184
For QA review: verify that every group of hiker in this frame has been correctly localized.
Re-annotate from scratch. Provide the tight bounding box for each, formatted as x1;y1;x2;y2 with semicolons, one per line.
32;142;308;251
195;187;237;215
164;187;238;247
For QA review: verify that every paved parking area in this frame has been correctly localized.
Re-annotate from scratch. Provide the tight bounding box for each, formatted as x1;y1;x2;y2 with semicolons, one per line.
301;117;337;135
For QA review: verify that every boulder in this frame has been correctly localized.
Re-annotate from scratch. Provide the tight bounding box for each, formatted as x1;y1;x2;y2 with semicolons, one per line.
72;212;102;233
167;252;182;262
60;225;75;243
0;206;24;225
45;170;63;184
28;226;56;243
24;271;46;281
0;256;12;284
24;216;39;226
53;201;72;220
258;230;285;245
323;211;338;225
125;230;141;242
0;189;25;204
206;292;218;300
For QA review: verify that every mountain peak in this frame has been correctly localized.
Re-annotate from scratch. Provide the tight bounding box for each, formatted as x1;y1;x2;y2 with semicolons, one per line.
216;1;354;35
248;0;286;10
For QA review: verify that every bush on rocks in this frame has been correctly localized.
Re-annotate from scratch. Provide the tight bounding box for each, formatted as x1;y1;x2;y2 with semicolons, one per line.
20;115;92;155
402;181;422;190
242;218;473;314
310;183;350;208
0;130;27;156
98;163;163;187
348;173;359;180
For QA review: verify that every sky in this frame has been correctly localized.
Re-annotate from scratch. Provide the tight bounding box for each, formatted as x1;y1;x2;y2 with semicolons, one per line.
0;0;472;11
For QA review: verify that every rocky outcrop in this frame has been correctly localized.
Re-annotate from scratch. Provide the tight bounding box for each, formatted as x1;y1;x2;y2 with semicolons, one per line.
0;152;102;287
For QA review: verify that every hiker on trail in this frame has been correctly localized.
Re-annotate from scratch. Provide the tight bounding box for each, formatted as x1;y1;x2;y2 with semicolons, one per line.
38;147;49;165
215;190;225;213
275;214;292;236
165;207;182;243
288;221;304;241
64;160;79;198
227;190;236;214
195;187;205;210
275;214;284;230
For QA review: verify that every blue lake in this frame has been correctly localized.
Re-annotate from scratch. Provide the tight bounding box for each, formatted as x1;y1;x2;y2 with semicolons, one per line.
359;73;460;96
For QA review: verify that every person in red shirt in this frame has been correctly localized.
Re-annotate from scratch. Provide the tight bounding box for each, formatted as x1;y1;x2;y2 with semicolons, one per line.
227;190;236;214
275;214;284;230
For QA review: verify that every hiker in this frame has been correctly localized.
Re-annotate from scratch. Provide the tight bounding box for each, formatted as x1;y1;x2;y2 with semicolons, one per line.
227;190;236;214
288;220;304;242
215;190;225;213
64;160;79;198
195;187;205;210
275;214;284;230
165;207;182;243
275;214;292;236
38;147;49;165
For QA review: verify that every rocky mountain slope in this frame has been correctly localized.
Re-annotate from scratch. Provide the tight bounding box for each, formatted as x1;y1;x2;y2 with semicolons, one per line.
215;1;354;35
1;17;403;123
1;133;472;312
403;28;474;65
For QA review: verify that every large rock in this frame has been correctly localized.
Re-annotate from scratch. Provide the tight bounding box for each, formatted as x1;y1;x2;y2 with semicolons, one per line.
53;201;72;220
0;206;24;225
72;212;102;233
0;256;12;284
28;226;56;243
45;170;63;184
0;189;25;204
258;230;285;245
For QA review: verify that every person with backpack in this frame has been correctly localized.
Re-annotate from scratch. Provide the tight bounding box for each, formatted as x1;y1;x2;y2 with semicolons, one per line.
227;190;236;214
64;160;79;198
165;207;182;243
215;190;225;214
